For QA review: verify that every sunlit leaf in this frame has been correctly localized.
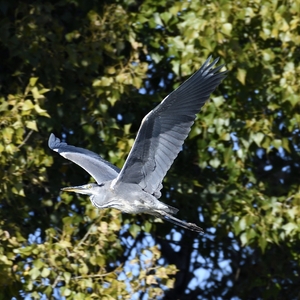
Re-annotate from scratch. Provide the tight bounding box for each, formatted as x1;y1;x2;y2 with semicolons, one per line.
237;68;246;85
25;120;38;131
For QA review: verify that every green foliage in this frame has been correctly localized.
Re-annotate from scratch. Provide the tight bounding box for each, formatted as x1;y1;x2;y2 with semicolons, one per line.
0;0;300;299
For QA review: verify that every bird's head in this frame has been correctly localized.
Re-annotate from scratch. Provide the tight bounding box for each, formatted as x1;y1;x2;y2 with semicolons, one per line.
61;183;105;196
61;183;111;209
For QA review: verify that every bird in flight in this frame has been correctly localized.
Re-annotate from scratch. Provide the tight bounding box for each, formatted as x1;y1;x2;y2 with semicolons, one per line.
49;57;226;233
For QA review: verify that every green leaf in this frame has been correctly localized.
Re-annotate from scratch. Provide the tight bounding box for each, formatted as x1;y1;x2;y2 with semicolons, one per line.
209;157;220;168
282;222;298;235
41;268;50;278
61;287;72;297
64;271;71;284
251;132;264;147
240;232;248;246
222;23;232;35
29;268;40;280
58;240;72;248
79;263;88;275
33;259;44;269
212;96;225;107
143;221;152;233
272;139;282;149
129;224;141;238
258;236;268;253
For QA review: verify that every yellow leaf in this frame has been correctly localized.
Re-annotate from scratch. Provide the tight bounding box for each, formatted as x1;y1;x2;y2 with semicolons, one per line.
25;120;38;131
222;23;232;35
34;104;50;117
31;87;44;99
58;240;72;248
212;96;225;107
252;132;264;147
22;100;34;111
29;77;38;86
41;268;50;278
237;68;246;85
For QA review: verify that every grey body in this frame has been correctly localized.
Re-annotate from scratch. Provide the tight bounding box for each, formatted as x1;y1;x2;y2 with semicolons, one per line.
85;182;174;215
49;57;227;233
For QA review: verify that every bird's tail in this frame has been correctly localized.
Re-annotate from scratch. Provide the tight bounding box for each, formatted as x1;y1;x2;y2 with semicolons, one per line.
165;204;179;215
160;212;204;233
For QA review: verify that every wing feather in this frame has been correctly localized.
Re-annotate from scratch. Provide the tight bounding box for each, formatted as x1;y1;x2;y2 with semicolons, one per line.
48;133;119;183
112;57;227;196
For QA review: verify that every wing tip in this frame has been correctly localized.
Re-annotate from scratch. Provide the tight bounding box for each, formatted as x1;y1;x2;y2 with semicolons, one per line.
201;56;227;77
48;133;61;151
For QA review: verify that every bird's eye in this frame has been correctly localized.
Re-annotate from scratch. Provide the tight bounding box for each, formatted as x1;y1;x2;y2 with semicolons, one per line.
88;184;92;189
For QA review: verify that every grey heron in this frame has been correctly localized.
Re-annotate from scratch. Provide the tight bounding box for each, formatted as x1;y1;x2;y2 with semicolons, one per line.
49;57;226;233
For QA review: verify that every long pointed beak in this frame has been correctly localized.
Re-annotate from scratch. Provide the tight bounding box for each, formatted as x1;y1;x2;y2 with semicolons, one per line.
61;185;90;195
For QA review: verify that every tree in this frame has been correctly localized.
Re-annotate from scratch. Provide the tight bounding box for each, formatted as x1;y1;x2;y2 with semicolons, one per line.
0;0;299;299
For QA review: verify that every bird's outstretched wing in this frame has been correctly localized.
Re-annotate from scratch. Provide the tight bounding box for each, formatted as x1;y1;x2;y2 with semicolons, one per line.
48;133;119;183
113;57;227;196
